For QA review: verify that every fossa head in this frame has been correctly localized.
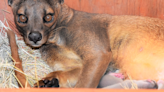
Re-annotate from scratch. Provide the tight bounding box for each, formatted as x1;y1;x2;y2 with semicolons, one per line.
8;0;64;48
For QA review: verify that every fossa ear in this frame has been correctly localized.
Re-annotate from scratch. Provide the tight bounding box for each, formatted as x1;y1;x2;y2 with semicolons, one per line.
8;0;22;7
8;0;13;6
59;0;64;4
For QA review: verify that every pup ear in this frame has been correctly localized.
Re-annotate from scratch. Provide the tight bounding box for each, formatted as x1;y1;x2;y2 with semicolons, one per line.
59;0;64;4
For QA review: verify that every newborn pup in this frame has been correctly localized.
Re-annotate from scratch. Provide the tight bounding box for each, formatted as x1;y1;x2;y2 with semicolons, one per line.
99;73;158;89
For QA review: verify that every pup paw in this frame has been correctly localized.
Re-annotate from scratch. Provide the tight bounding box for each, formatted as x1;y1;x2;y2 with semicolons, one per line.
34;78;59;88
143;80;158;89
157;80;164;89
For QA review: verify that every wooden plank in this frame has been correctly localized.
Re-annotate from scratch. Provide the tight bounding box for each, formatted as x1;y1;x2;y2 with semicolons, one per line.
0;89;163;92
65;0;164;20
139;0;157;17
0;0;164;20
65;0;81;11
157;0;164;19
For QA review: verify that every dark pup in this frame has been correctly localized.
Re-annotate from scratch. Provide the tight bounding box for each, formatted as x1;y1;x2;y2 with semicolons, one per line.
8;0;164;88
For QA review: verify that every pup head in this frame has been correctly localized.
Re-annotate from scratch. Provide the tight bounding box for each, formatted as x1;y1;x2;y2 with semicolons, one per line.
8;0;64;48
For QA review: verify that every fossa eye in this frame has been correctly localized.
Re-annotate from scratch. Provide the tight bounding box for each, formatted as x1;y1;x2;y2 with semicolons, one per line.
18;14;28;23
44;14;53;23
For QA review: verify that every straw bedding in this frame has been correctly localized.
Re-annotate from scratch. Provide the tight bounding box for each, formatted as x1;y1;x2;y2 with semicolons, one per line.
0;19;53;88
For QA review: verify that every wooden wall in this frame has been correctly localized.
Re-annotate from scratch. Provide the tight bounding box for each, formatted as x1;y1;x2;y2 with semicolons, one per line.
65;0;164;20
0;0;164;32
1;0;164;20
0;0;12;22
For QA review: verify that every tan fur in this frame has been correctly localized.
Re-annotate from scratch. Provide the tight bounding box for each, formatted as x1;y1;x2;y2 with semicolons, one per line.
109;16;164;81
40;45;83;87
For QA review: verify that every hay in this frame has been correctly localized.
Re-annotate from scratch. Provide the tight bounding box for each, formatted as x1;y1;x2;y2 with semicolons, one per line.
121;75;138;89
0;19;52;88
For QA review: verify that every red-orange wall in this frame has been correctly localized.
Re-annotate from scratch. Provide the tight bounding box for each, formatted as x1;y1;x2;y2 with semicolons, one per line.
0;0;164;32
65;0;164;20
1;0;164;20
0;0;13;23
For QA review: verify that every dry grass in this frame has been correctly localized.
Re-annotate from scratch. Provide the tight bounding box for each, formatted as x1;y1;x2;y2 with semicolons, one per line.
0;15;52;88
121;75;138;89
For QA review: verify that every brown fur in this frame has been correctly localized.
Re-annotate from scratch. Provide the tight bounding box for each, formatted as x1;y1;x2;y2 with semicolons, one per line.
8;0;164;88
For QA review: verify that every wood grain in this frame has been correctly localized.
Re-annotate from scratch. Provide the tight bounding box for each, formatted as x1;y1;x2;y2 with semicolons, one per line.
65;0;164;19
0;89;163;92
0;0;164;32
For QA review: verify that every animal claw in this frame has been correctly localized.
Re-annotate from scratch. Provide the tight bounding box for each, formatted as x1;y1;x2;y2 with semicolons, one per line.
34;78;59;88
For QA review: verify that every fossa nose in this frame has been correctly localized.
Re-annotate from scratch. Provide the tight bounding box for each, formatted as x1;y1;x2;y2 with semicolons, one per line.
28;32;42;44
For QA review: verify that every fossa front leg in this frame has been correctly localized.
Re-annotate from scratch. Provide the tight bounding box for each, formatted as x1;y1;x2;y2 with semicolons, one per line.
35;51;112;88
74;52;112;88
35;68;82;88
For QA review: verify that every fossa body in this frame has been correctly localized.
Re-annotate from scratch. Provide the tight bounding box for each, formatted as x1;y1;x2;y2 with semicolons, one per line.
8;0;164;88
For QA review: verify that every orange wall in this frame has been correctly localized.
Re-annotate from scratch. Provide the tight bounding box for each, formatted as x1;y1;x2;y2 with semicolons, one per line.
65;0;164;20
1;0;164;20
0;0;13;22
0;0;164;32
0;88;163;92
